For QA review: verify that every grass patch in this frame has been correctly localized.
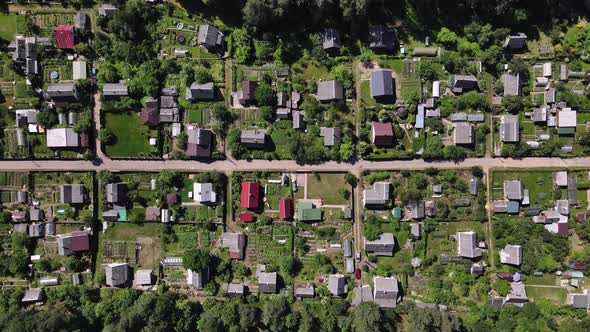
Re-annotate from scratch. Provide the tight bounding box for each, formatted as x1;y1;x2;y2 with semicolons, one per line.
0;14;17;41
104;223;164;241
104;112;159;158
306;173;350;205
525;286;566;304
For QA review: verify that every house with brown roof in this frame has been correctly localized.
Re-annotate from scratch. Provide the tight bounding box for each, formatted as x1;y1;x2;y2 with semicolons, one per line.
371;122;394;146
239;80;257;105
57;231;90;256
140;108;160;127
186;128;212;158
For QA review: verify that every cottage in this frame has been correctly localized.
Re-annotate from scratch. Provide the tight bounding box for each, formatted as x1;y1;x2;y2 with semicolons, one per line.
365;233;395;256
22;288;43;305
363;182;390;207
503;180;523;201
371;122;394;146
12;211;28;222
46;128;79;148
240;130;265;147
240;182;260;209
106;183;127;204
140;107;160;127
46;83;78;102
351;285;374;306
54;25;75;49
197;25;224;51
187;269;206;289
505;282;528;306
556;109;577;135
500;115;520;143
279;198;293;220
145;207;160;221
221;232;246;260
370;70;394;100
503;33;527;50
159;107;179;123
500;244;522;266
134;270;154;286
258;272;277;294
316;80;344;102
570;290;590;310
369;25;396;50
415;105;425;129
545;88;556;105
493;200;509;213
321;28;341;52
411;200;425;219
297;201;322;222
105;263;130;287
72;60;87;80
185;82;214;101
29;223;44;238
186;128;213;158
457;231;483;259
292;111;305;130
414;47;438;57
448;75;478;94
532;108;547;123
223;283;245;297
102;83;128;98
194;182;216;205
98;4;118;17
373;277;400;308
60;184;85;204
503;73;521;96
57;231;90;256
238;80;257;105
453;122;474;145
294;285;315;299
328;274;347;296
320;127;342;146
411;223;422;239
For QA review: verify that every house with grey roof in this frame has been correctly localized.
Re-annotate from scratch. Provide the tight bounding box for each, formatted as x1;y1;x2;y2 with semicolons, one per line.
411;200;425;219
532;108;547;123
493;200;509;213
467;113;485;122
363;182;390;207
448;75;478;94
193;182;216;205
556;109;577;135
29;207;44;222
570;290;590;310
411;223;422;239
46;128;79;148
470;178;478;196
328;274;347;296
351;285;374;306
373;277;400;308
370;70;394;100
320;127;342;146
46;83;78;102
322;28;341;52
187;269;207;289
60;184;85;204
503;73;521;96
186;128;212;158
500;244;522;266
134;269;155;286
415;104;425;129
102;82;128;98
221;232;246;260
292;111;305;130
223;282;245;297
105;263;129;287
369;25;396;50
504;180;523;201
316;80;343;102
500;115;520;143
258;272;277;294
453;122;474;145
185;82;214;101
505;282;528;306
545;88;556;105
159;107;179;123
98;4;118;17
240;130;266;147
22;288;43;305
106;183;127;204
365;233;395;256
503;33;527;50
198;25;224;51
294;285;315;299
457;231;482;259
29;223;43;238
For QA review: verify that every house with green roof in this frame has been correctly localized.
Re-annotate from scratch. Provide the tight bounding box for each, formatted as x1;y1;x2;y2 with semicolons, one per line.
297;201;322;221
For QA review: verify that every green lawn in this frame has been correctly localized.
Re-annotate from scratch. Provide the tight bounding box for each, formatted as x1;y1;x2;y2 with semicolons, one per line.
104;223;165;241
306;173;350;205
492;170;554;208
0;14;17;41
360;80;376;107
104;112;158;158
525;286;567;304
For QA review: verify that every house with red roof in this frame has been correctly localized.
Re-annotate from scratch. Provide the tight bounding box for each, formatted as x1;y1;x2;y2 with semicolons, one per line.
371;122;394;146
238;212;254;222
240;182;260;209
54;25;76;49
279;198;292;220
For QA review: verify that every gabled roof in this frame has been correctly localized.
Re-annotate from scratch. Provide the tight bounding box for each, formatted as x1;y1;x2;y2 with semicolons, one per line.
320;127;342;146
316;80;343;102
54;25;75;49
373;277;399;308
198;25;224;49
279;198;292;220
369;25;396;49
328;274;347;296
503;73;521;96
241;80;257;102
106;182;127;204
371;121;394;146
186;128;212;158
105;263;129;287
194;182;216;204
297;201;322;221
370;70;394;97
457;231;482;258
240;182;260;209
500;244;522;266
60;184;84;204
57;231;90;256
363;182;390;207
221;232;246;260
140;107;160;126
103;83;128;97
500;115;520;142
322;28;341;50
240;129;265;146
503;33;527;49
504;180;523;201
453;122;474;145
185;82;214;100
449;75;478;93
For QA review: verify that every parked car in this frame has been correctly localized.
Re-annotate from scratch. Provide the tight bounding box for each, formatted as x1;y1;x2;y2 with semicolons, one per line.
355;251;361;262
355;268;361;280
